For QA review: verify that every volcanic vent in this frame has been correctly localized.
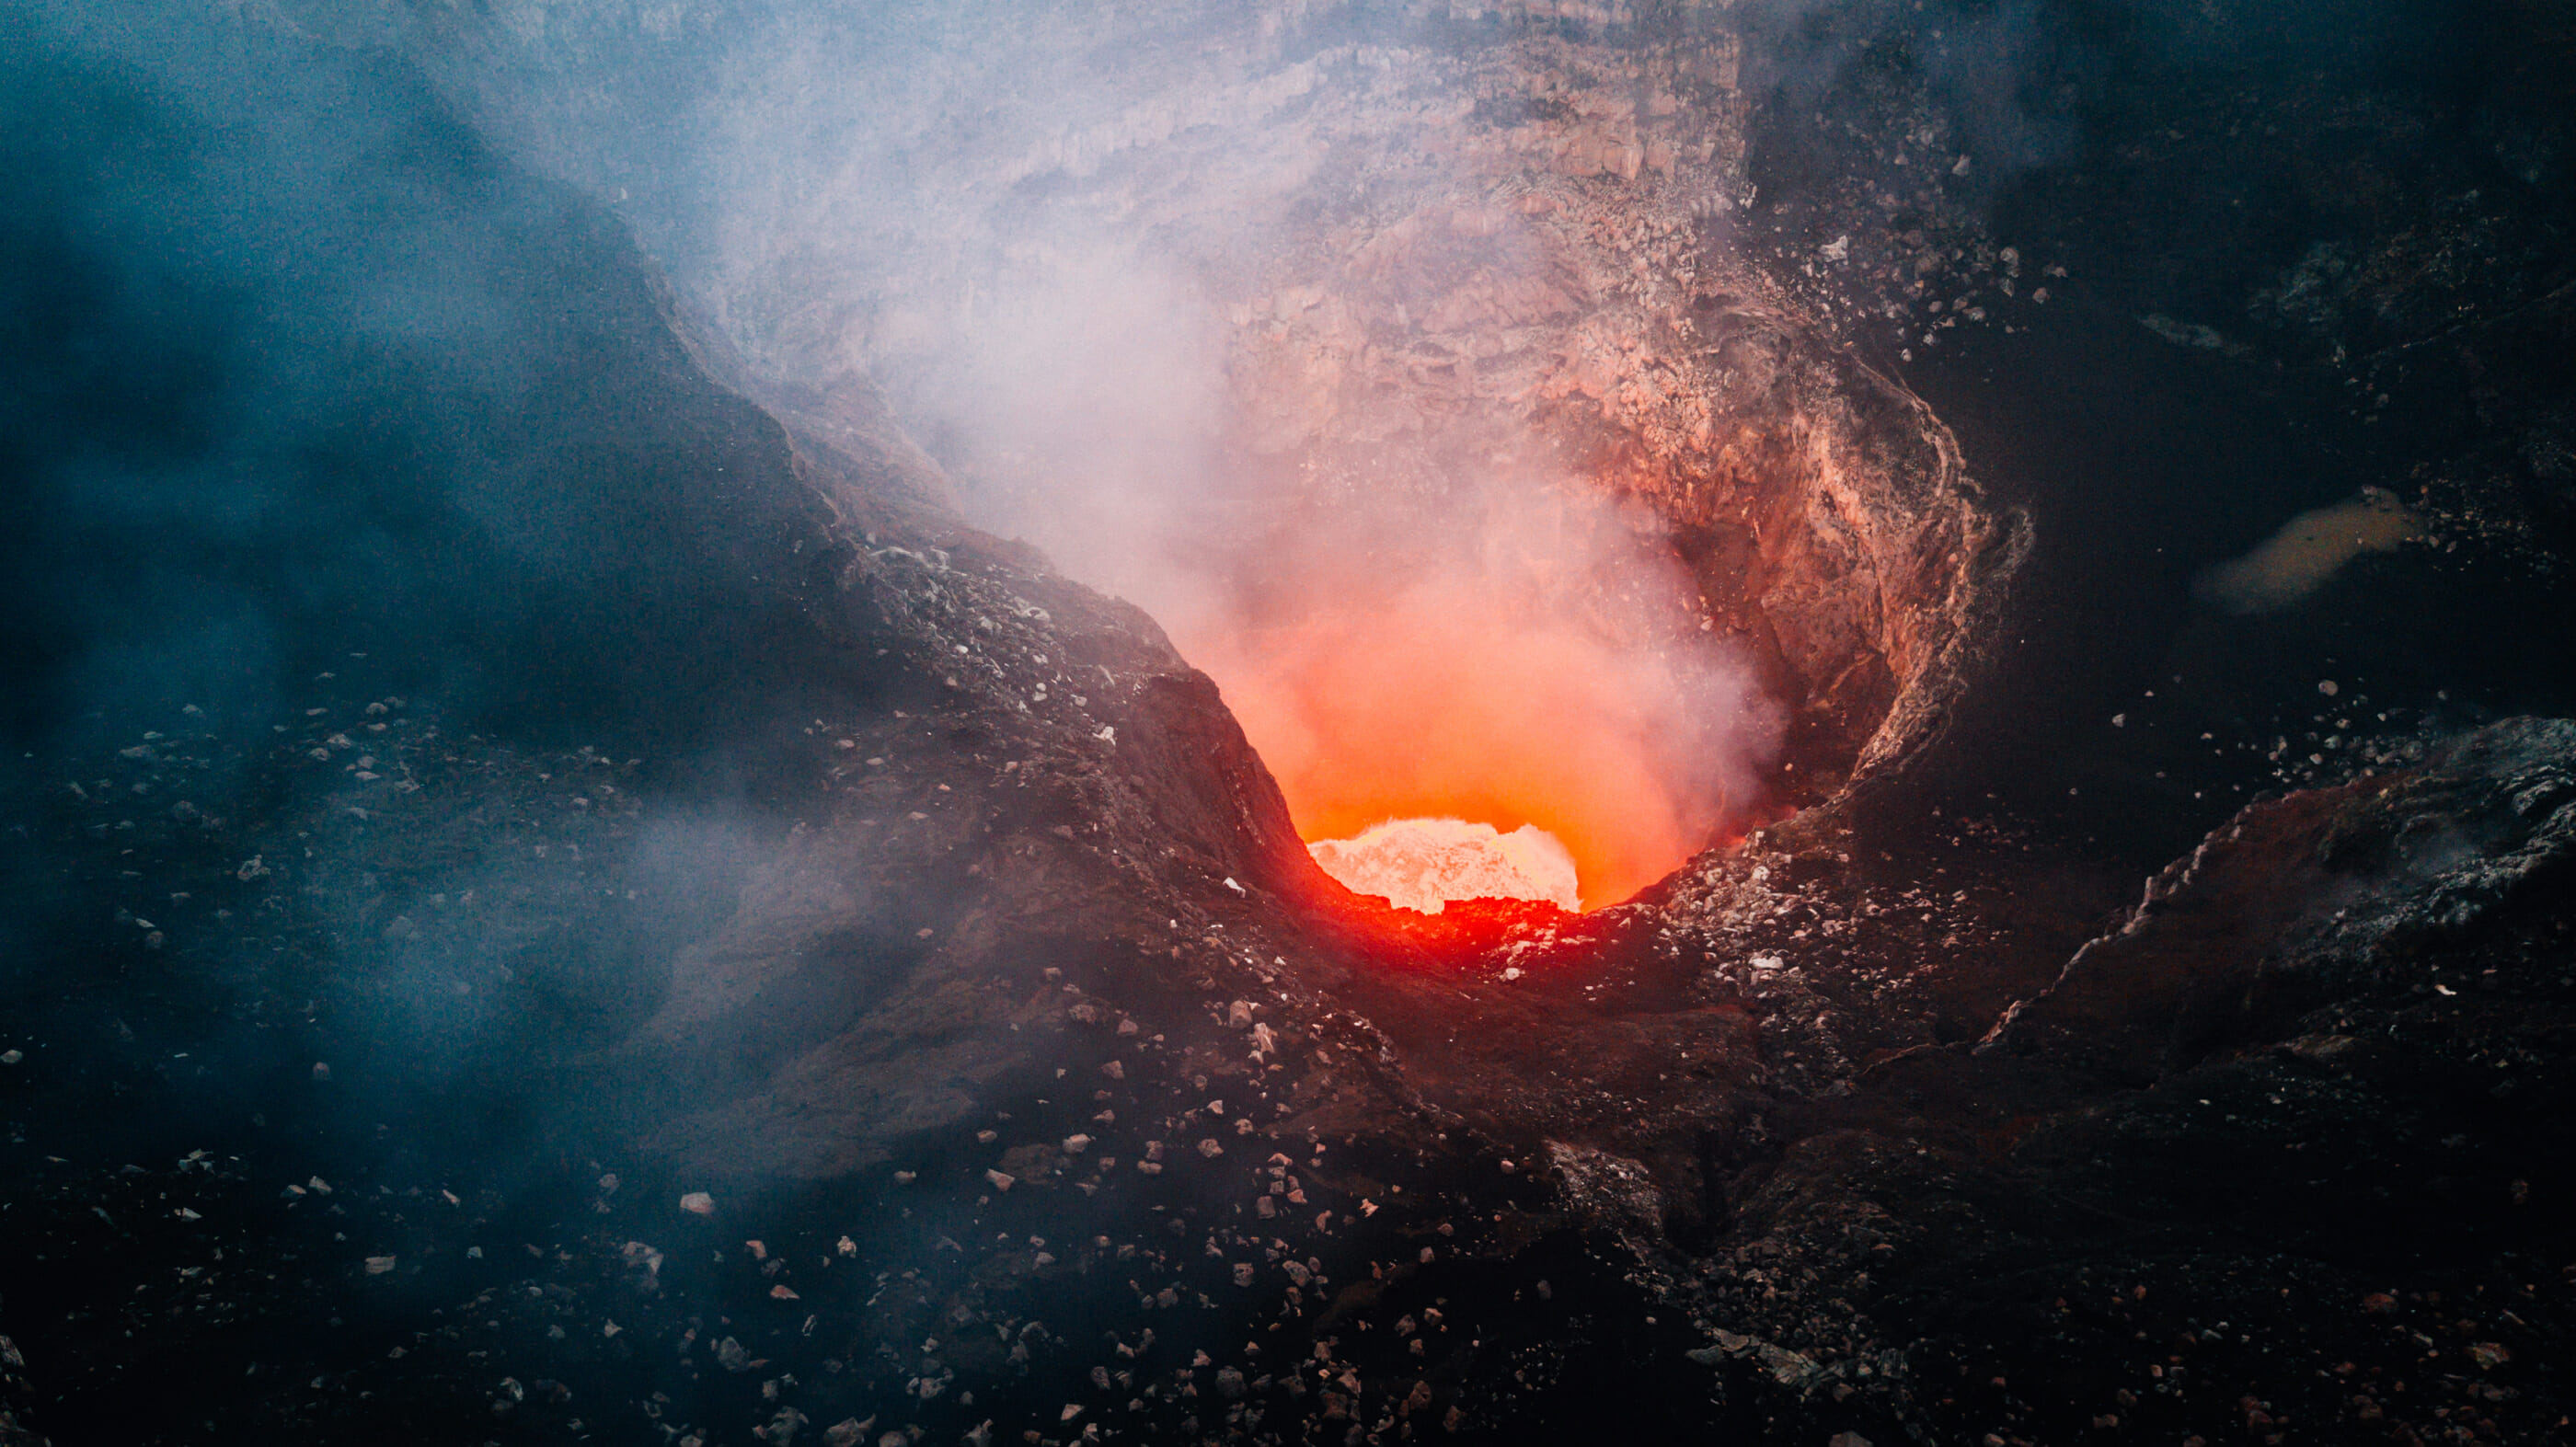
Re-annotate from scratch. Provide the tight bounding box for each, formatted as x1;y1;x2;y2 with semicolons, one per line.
379;0;2032;912
1309;818;1580;914
1191;459;1779;913
558;11;2035;916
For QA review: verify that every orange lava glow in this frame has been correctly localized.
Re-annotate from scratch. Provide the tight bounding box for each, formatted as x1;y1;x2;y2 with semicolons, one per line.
1184;580;1764;911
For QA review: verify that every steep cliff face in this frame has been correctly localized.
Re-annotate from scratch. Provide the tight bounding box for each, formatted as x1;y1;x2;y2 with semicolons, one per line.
838;10;2021;805
1166;29;2022;797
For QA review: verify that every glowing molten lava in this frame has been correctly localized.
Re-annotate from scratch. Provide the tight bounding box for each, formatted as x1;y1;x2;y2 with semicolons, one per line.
1179;509;1775;911
1307;818;1579;915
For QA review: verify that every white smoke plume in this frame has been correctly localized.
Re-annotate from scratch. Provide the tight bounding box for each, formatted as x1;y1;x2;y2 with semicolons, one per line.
386;0;1786;904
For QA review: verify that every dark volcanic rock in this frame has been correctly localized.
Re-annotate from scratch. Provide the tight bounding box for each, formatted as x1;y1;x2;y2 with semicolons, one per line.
1609;718;2576;1443
1988;718;2576;1085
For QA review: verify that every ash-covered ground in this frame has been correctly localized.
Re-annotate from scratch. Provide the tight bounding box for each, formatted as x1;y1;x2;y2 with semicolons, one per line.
6;4;2576;1447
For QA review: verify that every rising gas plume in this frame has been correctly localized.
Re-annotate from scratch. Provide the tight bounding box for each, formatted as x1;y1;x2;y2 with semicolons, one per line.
385;0;1792;910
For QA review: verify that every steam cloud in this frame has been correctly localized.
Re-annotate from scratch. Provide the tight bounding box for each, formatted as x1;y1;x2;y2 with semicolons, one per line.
382;0;1785;905
2195;487;2421;614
